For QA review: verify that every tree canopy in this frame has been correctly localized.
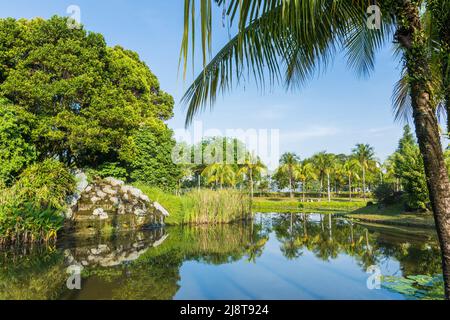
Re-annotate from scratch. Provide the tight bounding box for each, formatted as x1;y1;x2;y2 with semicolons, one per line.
0;16;178;190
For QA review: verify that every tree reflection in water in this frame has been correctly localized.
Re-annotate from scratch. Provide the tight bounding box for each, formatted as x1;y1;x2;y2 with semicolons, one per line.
0;213;442;300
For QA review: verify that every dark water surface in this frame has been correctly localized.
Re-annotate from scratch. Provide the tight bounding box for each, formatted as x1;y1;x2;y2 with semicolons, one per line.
0;214;441;300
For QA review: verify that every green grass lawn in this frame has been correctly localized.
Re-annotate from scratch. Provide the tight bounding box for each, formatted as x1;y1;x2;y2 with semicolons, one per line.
253;196;436;229
344;203;436;228
252;196;369;213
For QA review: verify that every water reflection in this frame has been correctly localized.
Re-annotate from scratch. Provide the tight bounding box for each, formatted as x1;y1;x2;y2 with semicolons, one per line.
0;214;442;300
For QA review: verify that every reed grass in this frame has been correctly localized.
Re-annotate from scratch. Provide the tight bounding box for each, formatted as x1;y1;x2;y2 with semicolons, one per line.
184;189;252;224
135;184;252;225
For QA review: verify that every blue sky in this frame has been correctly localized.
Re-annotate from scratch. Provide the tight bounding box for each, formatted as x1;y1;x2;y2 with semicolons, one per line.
2;0;440;163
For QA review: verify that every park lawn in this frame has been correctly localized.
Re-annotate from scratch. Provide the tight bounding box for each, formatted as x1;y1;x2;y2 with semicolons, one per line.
252;196;368;213
344;203;436;228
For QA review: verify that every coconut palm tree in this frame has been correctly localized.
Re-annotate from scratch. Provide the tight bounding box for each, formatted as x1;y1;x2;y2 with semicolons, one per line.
352;144;375;199
180;0;450;299
342;159;361;201
279;153;300;198
201;163;236;189
312;152;335;202
238;153;267;198
294;162;317;202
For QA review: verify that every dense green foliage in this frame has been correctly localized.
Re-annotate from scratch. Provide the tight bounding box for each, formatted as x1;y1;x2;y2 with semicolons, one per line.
0;99;36;184
0;16;178;190
0;159;74;244
391;126;429;210
271;148;380;200
12;159;76;210
0;16;179;242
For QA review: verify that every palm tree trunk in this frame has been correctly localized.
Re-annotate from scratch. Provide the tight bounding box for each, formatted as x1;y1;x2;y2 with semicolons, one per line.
250;171;254;199
349;175;352;202
289;174;294;199
362;166;366;200
396;0;450;299
302;179;306;203
327;172;331;203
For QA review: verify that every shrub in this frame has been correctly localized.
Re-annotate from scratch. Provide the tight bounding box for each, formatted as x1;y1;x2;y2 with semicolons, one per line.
0;204;64;245
12;159;76;210
374;183;403;206
87;162;129;181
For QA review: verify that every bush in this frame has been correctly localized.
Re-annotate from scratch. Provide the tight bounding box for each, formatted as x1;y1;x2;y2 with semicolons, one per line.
0;204;63;245
374;183;403;206
11;159;76;210
87;162;129;181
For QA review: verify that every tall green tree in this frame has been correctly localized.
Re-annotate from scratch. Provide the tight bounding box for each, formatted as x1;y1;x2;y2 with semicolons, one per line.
312;152;335;202
294;162;317;202
393;125;429;210
279;153;300;198
342;158;360;201
352;144;375;199
0;16;176;190
238;153;267;199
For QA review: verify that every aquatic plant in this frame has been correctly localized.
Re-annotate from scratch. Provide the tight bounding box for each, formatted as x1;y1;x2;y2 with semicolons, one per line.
383;274;445;300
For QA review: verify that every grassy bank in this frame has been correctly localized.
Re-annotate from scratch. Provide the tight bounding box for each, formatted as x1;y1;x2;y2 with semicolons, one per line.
252;196;368;213
344;203;436;228
135;184;252;225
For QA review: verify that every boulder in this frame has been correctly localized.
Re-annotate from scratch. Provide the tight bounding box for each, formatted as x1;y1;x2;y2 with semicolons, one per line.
66;177;170;235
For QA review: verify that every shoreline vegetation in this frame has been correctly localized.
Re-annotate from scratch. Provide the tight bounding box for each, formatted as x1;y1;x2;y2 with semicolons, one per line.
135;184;252;225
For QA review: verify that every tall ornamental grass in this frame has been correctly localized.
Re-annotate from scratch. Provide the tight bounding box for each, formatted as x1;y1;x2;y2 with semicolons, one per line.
185;189;252;224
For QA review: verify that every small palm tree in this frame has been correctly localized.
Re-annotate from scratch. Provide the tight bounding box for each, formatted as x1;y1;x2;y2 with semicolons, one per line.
202;163;236;189
279;153;300;198
238;153;267;199
352;144;375;199
294;162;317;203
312;152;335;202
342;159;361;201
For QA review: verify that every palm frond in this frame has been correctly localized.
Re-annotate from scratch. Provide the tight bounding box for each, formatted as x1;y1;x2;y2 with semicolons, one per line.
180;0;395;125
392;69;412;124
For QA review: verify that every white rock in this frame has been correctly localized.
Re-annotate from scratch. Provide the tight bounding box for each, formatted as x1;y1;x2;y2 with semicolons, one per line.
74;170;89;193
139;194;150;203
103;185;117;195
93;208;109;219
110;197;119;206
105;177;125;187
134;208;147;216
97;190;107;199
153;201;170;217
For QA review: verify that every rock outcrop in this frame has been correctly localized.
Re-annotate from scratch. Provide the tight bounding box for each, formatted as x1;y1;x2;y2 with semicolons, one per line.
66;177;169;235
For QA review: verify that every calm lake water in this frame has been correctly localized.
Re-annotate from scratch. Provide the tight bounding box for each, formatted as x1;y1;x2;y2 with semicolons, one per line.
0;213;442;300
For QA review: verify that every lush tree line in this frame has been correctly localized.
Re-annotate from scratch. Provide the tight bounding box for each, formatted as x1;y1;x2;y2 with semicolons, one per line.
270;125;450;212
186;127;450;214
0;17;179;242
175;137;267;197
